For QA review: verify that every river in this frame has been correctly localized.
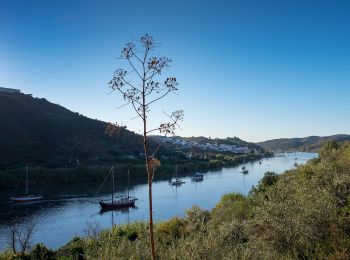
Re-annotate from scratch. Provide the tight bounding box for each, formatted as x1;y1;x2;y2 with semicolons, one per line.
0;152;317;250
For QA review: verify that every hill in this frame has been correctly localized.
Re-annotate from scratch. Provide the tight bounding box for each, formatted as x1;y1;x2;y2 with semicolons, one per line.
0;91;268;187
0;92;145;170
257;134;350;152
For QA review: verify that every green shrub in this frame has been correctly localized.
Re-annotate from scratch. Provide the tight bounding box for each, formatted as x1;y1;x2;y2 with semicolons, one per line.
211;193;251;226
156;217;185;241
30;244;55;260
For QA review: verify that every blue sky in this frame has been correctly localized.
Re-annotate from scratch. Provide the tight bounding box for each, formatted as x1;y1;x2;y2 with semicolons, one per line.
1;0;350;142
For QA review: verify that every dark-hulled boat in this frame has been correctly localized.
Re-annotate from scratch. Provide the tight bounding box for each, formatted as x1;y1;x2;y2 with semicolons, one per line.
99;168;137;210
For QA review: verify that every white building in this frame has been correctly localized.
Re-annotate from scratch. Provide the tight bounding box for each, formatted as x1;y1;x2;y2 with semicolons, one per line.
0;87;21;94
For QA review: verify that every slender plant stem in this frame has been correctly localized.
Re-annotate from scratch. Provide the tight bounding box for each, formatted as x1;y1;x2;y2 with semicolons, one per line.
142;50;156;259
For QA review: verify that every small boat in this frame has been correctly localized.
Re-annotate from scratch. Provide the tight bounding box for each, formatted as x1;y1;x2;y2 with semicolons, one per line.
10;166;43;203
10;195;44;203
170;165;185;186
192;172;204;182
99;168;137;210
242;169;249;174
171;178;185;186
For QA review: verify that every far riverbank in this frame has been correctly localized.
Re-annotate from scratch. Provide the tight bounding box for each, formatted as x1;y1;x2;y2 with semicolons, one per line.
0;154;266;190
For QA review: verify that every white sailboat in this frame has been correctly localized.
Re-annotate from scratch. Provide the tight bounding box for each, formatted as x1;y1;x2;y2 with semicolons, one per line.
10;166;44;202
170;165;185;186
192;172;204;182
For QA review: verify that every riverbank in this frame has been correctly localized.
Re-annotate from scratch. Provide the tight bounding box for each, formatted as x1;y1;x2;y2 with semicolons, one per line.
1;142;347;259
0;154;266;190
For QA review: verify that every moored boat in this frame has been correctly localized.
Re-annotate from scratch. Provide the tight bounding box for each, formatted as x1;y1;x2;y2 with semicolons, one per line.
170;165;185;186
99;196;137;209
99;168;137;210
171;178;185;186
10;195;44;203
10;166;43;203
192;172;204;181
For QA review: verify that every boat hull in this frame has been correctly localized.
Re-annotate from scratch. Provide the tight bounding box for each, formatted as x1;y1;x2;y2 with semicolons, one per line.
192;173;204;181
10;195;44;203
170;181;184;186
99;199;136;209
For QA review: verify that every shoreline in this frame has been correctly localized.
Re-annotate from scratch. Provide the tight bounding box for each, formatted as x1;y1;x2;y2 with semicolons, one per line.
0;154;267;190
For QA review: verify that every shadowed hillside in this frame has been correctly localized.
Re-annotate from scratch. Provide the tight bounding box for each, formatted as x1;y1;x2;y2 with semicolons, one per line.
0;92;144;170
258;135;350;152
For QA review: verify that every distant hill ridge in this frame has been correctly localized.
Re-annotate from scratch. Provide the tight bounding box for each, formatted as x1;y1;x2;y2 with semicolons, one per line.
257;134;350;152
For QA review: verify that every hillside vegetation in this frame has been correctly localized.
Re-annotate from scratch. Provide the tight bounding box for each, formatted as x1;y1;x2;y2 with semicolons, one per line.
0;92;267;188
3;141;350;259
0;92;145;170
258;134;350;152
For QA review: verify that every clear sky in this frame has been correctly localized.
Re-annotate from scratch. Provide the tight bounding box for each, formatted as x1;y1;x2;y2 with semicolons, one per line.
1;0;350;142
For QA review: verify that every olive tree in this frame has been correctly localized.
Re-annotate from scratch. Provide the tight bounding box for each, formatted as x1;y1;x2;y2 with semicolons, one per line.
108;34;183;259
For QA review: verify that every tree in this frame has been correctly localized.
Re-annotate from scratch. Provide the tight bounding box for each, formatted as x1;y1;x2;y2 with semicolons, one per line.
7;220;36;254
108;34;183;259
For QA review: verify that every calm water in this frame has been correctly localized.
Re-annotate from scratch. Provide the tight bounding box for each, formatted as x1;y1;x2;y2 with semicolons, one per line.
0;152;317;250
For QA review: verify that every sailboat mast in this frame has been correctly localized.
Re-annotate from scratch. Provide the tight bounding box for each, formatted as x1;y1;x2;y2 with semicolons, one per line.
25;165;29;195
112;167;114;204
127;169;130;198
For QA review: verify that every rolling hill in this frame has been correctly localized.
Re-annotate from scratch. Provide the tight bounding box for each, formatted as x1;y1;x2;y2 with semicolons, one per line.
257;134;350;152
0;92;145;170
0;91;267;172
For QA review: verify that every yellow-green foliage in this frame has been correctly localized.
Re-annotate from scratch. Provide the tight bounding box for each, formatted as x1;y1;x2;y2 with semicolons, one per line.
211;193;251;225
156;217;185;241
